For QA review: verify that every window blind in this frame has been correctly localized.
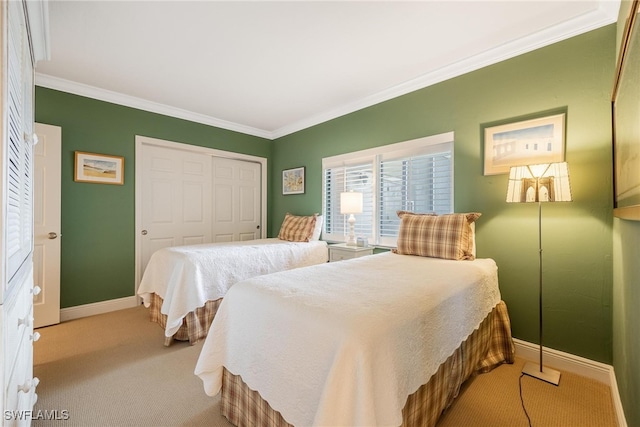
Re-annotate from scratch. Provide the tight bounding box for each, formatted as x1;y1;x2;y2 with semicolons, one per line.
378;151;452;246
322;132;453;247
324;162;374;241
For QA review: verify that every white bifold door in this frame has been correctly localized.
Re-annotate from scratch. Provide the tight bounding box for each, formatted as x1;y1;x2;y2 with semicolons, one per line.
212;156;261;242
137;138;264;289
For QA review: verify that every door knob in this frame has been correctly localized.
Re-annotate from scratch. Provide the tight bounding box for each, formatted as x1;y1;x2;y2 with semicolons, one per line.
141;230;148;235
47;232;57;239
256;225;260;229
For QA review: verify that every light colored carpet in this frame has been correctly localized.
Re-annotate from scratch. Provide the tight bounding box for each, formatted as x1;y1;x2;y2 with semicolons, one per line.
33;306;618;427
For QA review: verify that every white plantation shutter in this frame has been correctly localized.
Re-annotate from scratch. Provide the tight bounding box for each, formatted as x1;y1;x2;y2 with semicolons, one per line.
324;162;374;242
323;132;453;247
378;148;452;246
5;0;35;282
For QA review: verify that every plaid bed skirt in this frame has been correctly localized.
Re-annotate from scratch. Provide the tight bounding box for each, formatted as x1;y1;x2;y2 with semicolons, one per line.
220;300;514;427
148;293;223;346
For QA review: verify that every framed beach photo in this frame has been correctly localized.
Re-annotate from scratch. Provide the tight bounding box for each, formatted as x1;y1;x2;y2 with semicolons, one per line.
74;151;124;185
282;166;305;195
483;112;566;175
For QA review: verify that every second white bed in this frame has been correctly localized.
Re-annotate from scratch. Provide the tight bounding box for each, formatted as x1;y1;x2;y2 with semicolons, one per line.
138;238;328;339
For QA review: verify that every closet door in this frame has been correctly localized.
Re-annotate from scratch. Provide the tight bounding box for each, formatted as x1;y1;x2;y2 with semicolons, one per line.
139;143;212;274
1;0;42;422
5;0;34;290
212;157;261;242
136;138;265;290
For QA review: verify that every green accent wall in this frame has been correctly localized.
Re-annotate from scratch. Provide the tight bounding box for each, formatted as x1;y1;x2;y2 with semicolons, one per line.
35;87;272;308
612;2;640;425
272;26;616;364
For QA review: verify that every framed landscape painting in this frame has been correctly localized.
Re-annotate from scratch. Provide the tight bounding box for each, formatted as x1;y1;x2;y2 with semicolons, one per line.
74;151;124;185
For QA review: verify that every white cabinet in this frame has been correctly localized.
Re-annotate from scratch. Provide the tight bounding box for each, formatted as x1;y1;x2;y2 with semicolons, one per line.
328;243;374;262
1;1;48;425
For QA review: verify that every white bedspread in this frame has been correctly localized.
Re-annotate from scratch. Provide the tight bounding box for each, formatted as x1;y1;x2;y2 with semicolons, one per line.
137;238;328;337
195;251;501;427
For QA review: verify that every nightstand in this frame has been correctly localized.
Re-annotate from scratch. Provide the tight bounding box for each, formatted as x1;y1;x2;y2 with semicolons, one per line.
328;243;374;262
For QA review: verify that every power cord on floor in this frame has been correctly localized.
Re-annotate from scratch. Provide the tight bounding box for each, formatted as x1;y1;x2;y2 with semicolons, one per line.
519;373;533;427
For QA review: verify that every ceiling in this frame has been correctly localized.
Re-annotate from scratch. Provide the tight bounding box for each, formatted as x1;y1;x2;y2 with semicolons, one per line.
36;1;620;140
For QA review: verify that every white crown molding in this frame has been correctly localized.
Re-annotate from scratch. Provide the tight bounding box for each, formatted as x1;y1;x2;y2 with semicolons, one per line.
271;1;620;139
36;1;619;141
35;73;273;140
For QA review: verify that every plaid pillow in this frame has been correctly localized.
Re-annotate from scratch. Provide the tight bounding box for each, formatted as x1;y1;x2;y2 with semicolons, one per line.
393;212;481;260
277;213;317;242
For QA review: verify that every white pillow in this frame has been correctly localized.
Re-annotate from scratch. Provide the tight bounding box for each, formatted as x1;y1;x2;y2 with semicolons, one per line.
310;215;323;241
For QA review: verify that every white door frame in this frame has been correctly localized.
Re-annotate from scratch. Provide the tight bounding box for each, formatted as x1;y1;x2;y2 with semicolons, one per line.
134;135;268;293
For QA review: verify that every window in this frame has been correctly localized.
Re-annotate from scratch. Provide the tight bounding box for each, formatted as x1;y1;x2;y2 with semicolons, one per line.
322;132;453;247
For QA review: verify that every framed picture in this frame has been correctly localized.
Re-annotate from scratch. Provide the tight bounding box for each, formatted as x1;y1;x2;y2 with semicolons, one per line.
612;0;640;221
282;166;305;195
483;112;566;175
74;151;124;185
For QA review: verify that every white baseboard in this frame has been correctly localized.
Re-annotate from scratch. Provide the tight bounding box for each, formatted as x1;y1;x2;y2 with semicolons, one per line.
60;296;139;322
514;338;627;427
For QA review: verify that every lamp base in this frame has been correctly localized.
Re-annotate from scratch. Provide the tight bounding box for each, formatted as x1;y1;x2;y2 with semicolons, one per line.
522;361;561;386
346;214;357;246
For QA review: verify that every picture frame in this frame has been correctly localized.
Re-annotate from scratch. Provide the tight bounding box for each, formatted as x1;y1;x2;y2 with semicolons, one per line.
611;0;640;221
483;112;566;176
282;166;305;195
74;151;124;185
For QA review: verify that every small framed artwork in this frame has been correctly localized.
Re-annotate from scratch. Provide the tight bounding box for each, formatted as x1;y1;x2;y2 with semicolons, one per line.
282;166;305;195
483;112;566;175
74;151;124;185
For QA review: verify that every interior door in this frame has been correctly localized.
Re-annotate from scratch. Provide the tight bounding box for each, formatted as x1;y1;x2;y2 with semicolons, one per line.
212;157;261;242
139;144;212;275
33;123;62;328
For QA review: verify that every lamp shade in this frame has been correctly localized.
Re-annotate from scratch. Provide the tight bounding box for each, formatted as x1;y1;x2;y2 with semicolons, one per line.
340;191;363;214
506;162;572;203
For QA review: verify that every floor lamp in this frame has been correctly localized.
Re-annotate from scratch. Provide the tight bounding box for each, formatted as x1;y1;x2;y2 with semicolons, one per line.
340;191;363;246
506;162;572;386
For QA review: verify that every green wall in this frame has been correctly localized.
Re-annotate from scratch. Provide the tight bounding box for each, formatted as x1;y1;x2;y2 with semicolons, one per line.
612;2;640;425
613;219;640;426
35;87;272;308
272;26;616;364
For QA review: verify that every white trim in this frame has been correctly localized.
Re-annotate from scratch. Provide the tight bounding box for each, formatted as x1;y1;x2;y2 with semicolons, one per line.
134;135;268;296
59;296;137;323
34;3;618;140
321;131;454;168
514;339;626;427
34;74;272;140
609;367;629;427
270;3;619;138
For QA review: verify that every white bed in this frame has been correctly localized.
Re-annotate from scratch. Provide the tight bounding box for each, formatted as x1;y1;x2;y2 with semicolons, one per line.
195;251;512;426
137;238;328;344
